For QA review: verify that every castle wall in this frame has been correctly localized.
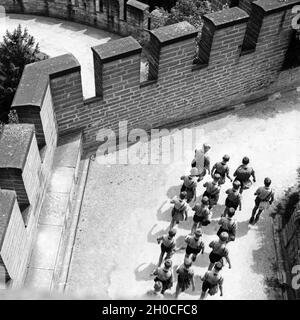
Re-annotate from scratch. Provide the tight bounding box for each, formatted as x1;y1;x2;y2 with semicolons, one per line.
10;1;300;154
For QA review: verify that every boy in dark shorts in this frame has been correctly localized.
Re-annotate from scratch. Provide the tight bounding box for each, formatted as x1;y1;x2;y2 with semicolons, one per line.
175;258;195;299
180;168;198;203
233;156;256;194
191;196;211;234
184;229;205;263
217;208;237;242
200;261;224;299
151;259;173;295
208;232;232;270
203;173;221;209
249;177;275;225
169;192;188;229
211;154;233;186
223;180;242;217
156;228;177;267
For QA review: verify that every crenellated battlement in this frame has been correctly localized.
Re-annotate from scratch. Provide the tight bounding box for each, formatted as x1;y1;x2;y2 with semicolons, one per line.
3;0;300;154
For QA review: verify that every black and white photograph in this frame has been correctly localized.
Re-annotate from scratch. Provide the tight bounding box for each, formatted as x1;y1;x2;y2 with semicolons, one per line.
0;0;300;306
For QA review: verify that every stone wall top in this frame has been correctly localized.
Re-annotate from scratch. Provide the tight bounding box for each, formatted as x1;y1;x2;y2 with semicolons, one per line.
0;124;35;169
203;7;250;29
92;36;142;63
127;0;150;11
254;0;300;15
0;189;16;248
150;21;198;47
12;54;80;109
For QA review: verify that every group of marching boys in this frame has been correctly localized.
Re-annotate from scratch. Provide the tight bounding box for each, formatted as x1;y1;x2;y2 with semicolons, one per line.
147;143;275;300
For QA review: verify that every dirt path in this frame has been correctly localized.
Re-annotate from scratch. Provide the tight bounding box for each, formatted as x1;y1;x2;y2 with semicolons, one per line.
66;89;300;300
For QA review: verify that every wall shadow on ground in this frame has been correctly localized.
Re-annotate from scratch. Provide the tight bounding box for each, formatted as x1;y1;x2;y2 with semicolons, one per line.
235;91;300;121
147;224;168;244
134;262;157;282
236;220;250;239
166;185;182;199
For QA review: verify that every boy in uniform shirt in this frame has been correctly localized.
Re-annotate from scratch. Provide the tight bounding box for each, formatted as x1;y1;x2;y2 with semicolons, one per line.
200;261;224;299
169;191;188;229
184;228;205;263
211;154;233;186
217;208;237;242
203;173;221;209
208;232;232;270
191;143;211;181
233;156;256;194
191;196;212;234
223;180;242;217
249;177;275;225
156;228;177;267
151;259;173;295
180;168;198;203
175;258;195;299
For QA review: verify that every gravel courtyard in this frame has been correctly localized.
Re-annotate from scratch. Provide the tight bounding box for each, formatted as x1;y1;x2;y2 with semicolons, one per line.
66;89;300;300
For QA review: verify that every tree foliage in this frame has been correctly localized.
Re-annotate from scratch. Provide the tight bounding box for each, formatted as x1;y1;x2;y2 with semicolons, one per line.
167;0;213;29
150;0;213;30
0;24;42;122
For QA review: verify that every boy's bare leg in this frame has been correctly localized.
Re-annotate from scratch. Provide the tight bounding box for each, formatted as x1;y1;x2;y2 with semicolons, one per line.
175;283;181;299
191;222;197;234
157;251;164;267
200;291;207;300
169;218;175;230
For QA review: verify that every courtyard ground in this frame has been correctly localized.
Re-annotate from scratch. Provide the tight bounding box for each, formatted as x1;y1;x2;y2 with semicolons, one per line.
66;89;300;300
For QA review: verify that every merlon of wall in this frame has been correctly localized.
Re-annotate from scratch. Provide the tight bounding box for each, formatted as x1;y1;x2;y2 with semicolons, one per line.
198;7;249;65
12;54;80;109
11;54;82;146
92;36;142;98
92;36;142;63
254;0;300;14
203;6;249;29
150;21;198;46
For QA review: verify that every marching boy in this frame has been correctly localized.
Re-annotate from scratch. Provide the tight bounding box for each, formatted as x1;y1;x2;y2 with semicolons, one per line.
200;261;224;300
249;177;274;225
156;228;177;267
223;180;242;217
203;173;221;209
175;258;195;299
180;168;199;203
169;191;188;229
